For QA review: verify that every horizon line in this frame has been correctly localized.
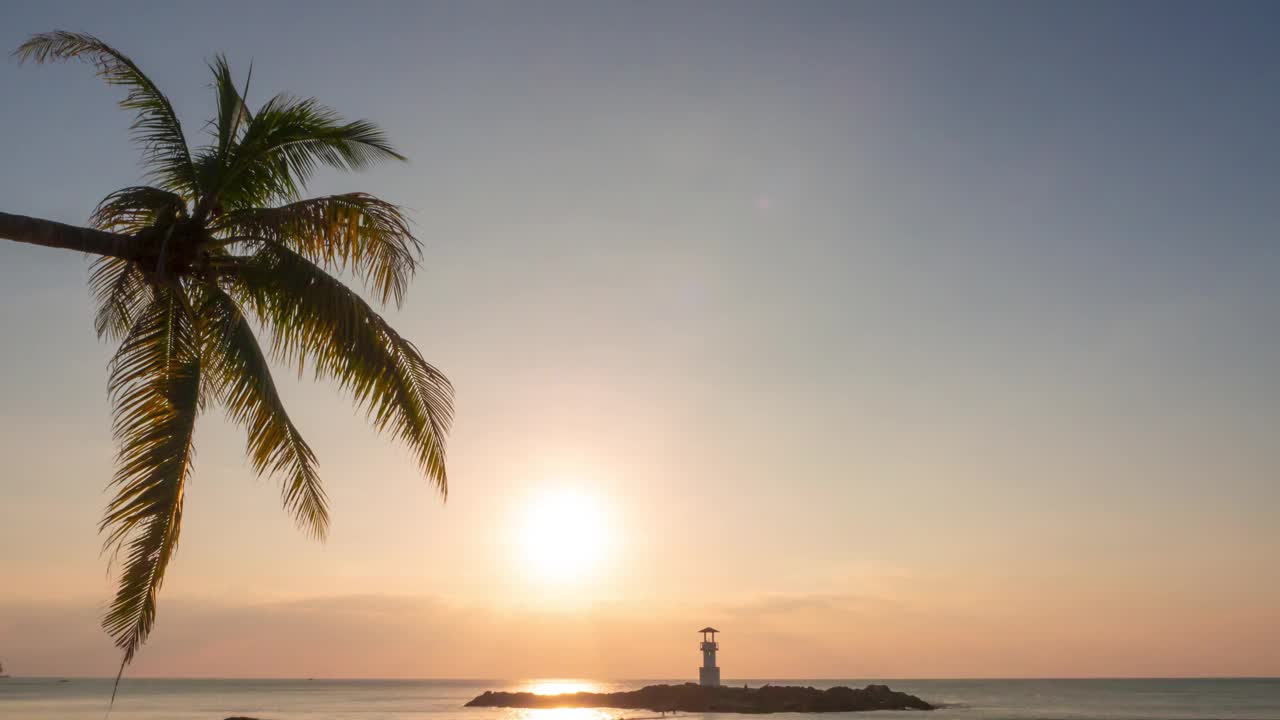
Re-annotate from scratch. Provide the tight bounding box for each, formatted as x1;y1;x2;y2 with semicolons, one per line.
10;675;1280;681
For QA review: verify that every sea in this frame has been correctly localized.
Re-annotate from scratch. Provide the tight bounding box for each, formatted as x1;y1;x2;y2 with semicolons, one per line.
1;678;1277;720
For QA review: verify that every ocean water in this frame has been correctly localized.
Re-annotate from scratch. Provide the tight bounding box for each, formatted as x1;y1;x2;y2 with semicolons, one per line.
0;678;1277;720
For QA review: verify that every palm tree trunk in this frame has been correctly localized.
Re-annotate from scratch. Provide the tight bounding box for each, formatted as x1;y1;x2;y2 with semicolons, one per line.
0;211;139;259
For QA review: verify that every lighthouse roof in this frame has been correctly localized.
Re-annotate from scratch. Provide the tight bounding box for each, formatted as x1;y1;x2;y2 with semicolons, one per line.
699;626;719;633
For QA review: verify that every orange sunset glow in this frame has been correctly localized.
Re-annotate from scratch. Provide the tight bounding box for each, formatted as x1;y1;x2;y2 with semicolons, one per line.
1;3;1279;720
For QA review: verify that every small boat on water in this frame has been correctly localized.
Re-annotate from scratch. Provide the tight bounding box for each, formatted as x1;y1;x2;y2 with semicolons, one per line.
0;661;9;678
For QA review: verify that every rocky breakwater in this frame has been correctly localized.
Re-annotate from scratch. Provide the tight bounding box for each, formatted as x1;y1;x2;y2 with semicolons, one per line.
465;683;934;713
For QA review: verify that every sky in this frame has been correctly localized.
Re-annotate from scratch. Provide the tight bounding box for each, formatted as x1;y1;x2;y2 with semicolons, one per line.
1;1;1278;679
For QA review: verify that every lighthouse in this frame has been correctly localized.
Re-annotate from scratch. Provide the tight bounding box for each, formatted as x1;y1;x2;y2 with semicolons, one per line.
698;627;721;687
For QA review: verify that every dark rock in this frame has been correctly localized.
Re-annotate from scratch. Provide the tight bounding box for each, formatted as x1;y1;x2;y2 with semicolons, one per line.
465;683;934;713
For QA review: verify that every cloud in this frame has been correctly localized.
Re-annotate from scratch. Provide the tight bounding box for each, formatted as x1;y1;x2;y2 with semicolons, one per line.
2;586;1277;679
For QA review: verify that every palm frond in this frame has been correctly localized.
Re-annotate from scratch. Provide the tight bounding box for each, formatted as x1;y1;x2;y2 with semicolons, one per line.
191;56;253;206
198;285;329;537
232;246;451;492
16;31;452;683
209;94;405;211
101;285;201;689
14;31;197;196
216;193;420;306
90;186;188;234
207;54;252;159
89;257;152;341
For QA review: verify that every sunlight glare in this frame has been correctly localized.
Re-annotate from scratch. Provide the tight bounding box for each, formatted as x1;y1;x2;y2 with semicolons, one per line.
527;680;600;695
517;680;614;720
520;489;610;583
515;709;615;720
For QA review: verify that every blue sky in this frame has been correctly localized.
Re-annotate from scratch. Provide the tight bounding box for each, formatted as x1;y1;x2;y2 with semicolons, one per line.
1;1;1277;677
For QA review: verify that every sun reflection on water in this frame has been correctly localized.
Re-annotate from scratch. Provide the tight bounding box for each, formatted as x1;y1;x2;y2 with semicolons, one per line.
507;709;618;720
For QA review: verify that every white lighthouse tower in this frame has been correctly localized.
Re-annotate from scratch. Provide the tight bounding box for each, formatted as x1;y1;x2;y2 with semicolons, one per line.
698;627;721;687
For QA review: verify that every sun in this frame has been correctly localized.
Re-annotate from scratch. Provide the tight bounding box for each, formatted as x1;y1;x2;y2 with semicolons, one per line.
520;489;611;582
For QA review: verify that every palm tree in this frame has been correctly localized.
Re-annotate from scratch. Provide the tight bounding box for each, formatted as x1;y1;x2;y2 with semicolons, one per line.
0;31;453;687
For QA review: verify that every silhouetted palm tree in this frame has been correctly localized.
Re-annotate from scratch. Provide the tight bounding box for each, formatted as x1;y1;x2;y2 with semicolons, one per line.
0;32;453;687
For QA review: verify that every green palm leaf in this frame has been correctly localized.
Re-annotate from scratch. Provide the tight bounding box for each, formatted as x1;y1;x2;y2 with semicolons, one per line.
14;32;198;197
101;286;201;693
90;186;189;235
89;257;151;341
198;285;329;538
216;193;420;306
233;245;452;490
207;54;252;159
209;94;406;211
